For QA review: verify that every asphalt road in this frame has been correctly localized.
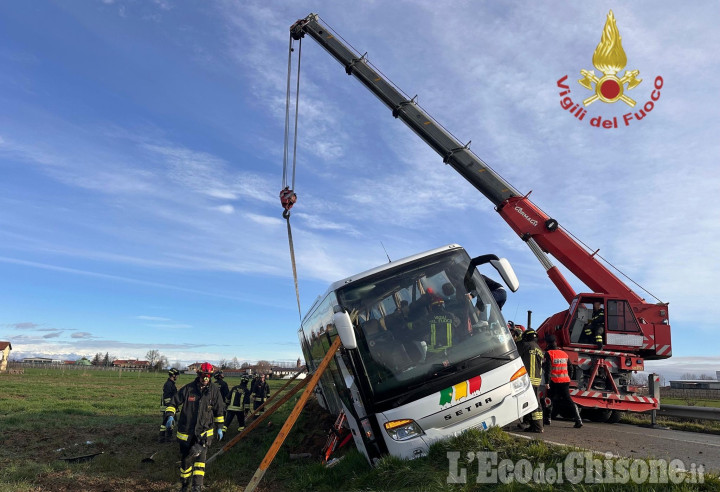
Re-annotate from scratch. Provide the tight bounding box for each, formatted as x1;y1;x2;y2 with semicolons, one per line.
508;420;720;474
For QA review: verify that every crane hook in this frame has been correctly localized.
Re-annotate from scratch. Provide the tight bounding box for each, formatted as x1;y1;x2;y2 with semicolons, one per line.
280;186;297;219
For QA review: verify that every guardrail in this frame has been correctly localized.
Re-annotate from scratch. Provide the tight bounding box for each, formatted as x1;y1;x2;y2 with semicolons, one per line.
654;404;720;421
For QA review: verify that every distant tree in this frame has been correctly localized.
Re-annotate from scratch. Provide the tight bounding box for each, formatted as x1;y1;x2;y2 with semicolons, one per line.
630;373;646;386
102;352;116;367
230;357;240;370
256;360;271;375
146;349;160;368
698;374;715;380
241;362;250;369
217;359;229;370
156;355;169;371
681;373;699;380
91;353;102;366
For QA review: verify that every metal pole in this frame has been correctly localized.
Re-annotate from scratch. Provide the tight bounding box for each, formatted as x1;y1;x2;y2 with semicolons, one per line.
244;336;343;492
648;373;660;427
526;310;532;331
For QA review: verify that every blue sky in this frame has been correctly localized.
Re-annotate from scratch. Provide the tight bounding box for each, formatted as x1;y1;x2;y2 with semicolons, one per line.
1;1;718;380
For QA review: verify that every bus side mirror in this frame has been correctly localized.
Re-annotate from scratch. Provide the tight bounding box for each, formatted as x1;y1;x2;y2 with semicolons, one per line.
490;258;520;292
333;311;357;349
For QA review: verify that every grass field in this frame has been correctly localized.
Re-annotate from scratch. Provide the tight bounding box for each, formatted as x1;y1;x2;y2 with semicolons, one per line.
660;398;720;408
1;369;719;491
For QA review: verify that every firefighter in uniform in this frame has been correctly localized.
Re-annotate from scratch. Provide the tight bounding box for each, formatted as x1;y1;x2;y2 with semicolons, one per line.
543;335;583;428
160;368;180;442
242;375;253;417
225;376;250;432
422;295;462;356
579;301;605;348
251;374;270;412
165;362;225;492
519;329;544;433
213;370;230;404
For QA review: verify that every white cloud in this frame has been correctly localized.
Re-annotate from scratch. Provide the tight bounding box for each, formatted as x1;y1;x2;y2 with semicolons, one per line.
136;316;171;321
214;204;235;214
71;332;94;339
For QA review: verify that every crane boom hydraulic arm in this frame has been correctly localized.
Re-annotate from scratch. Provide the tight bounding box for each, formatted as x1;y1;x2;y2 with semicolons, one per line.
290;14;670;354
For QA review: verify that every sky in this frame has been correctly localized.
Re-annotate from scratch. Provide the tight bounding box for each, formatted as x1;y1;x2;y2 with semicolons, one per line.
0;1;718;380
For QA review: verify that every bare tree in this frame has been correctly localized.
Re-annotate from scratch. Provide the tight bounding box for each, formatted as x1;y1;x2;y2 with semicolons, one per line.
680;373;699;380
256;360;271;375
629;373;646;386
218;358;228;370
91;353;102;365
146;349;160;368
230;357;240;369
241;362;250;369
155;355;169;371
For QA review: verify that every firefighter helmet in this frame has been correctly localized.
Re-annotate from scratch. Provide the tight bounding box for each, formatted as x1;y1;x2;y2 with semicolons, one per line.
522;329;538;341
214;370;224;380
197;362;214;377
168;368;180;377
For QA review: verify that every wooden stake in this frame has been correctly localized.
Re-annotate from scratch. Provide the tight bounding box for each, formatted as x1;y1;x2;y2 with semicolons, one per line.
244;336;342;492
206;375;309;464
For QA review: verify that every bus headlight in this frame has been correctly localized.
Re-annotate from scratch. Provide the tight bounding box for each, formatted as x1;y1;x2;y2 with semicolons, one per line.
384;419;424;441
510;366;530;394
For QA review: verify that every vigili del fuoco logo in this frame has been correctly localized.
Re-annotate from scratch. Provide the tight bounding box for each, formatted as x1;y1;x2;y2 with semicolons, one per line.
557;10;663;128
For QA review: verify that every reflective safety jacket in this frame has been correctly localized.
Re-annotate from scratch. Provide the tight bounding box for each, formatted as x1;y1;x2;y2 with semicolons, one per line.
165;379;225;443
427;314;454;353
544;349;571;383
227;384;250;412
162;378;178;406
519;340;544;386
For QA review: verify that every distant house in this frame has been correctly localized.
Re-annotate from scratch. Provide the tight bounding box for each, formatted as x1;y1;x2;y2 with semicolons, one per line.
0;341;11;372
187;362;203;372
269;364;305;379
669;379;720;390
23;357;63;365
112;359;150;370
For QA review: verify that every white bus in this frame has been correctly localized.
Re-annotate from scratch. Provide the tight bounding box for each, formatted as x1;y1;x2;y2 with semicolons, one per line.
298;244;537;463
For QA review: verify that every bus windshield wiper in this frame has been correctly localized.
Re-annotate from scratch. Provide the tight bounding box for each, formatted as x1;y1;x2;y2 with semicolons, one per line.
430;363;458;376
467;351;516;363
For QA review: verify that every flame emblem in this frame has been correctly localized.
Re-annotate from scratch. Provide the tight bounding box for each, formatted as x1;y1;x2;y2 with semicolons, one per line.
578;10;641;107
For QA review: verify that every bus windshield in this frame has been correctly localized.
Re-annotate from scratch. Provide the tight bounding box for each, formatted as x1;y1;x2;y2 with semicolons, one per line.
336;249;515;404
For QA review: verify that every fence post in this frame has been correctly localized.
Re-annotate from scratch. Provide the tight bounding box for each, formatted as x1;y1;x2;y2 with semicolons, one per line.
648;373;660;427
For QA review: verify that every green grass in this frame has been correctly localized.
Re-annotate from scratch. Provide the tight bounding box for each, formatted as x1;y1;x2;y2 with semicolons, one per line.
660;398;720;408
1;369;718;491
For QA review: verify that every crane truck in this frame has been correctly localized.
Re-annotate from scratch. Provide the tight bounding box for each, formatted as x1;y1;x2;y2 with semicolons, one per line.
289;13;670;423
